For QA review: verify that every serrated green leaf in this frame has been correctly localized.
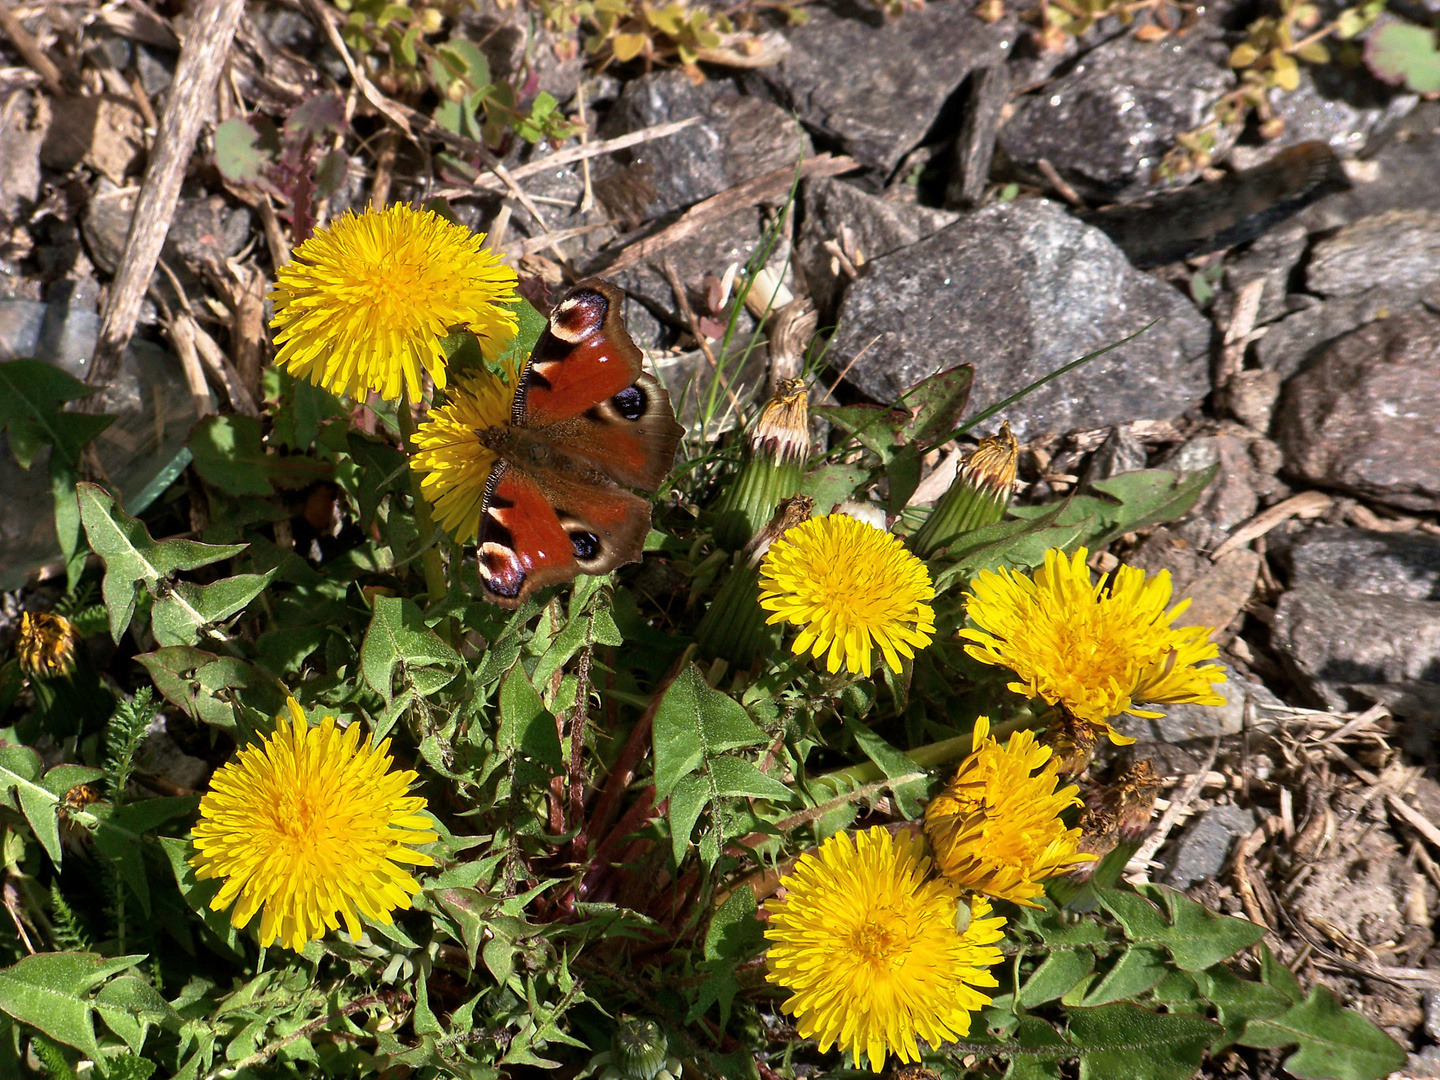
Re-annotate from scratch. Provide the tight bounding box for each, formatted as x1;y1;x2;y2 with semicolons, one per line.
840;716;928;818
496;662;563;769
0;952;145;1060
213;117;276;186
707;755;793;801
150;571;277;647
91;797;199;917
137;646;282;733
189;415;331;496
1240;985;1407;1080
0;745;64;863
1068;1003;1218;1080
1099;884;1267;971
94;974;176;1055
77;483;246;643
157;836;244;958
1018;948;1096;1008
1195;963;1294;1048
0;360;114;469
360;596;460;708
1082;944;1169;1006
652;664;765;800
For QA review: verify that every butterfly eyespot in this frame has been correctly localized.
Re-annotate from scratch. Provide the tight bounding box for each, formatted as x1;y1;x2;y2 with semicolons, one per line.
550;289;607;343
569;530;601;560
611;384;647;421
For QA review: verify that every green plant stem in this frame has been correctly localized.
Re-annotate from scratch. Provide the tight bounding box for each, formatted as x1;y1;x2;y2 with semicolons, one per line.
397;392;449;610
819;712;1042;790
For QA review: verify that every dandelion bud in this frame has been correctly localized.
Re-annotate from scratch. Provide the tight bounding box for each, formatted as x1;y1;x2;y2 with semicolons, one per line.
695;495;814;665
15;611;79;679
711;380;810;550
611;1017;669;1080
1042;712;1100;776
911;423;1017;559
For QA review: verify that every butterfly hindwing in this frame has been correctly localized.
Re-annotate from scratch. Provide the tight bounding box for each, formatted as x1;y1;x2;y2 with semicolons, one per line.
477;461;653;607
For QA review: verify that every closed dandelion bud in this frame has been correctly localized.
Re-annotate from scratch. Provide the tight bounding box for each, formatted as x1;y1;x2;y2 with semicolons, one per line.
696;495;813;664
912;423;1017;559
611;1017;668;1080
16;612;79;679
711;380;810;550
1112;759;1162;842
1070;804;1120;883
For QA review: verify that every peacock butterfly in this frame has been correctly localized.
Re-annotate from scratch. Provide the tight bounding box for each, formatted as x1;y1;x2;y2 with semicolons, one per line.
474;279;684;607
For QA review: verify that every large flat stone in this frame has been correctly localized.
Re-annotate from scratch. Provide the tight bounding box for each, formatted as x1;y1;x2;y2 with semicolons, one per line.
827;198;1211;437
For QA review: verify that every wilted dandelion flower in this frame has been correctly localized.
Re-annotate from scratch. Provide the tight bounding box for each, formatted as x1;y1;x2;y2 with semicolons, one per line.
765;827;1005;1072
409;367;519;541
269;204;518;402
960;547;1226;742
924;715;1091;906
758;514;935;678
190;698;436;952
15;611;79;678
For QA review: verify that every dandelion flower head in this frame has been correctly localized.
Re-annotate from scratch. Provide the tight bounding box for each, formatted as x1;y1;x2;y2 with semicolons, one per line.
759;514;935;677
961;547;1226;741
924;715;1092;906
269;203;518;402
190;698;437;952
16;611;79;678
409;365;520;541
765;827;1005;1072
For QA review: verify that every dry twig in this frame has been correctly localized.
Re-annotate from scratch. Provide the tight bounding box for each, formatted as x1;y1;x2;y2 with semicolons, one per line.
90;0;247;386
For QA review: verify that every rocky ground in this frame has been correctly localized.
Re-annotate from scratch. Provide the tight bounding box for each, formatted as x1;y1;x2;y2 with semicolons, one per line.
1;0;1439;1074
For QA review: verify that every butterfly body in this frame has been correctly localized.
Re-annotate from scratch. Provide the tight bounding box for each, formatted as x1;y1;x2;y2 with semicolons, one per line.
475;279;684;607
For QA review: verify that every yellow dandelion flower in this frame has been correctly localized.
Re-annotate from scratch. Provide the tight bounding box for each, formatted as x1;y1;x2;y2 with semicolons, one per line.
190;698;437;952
1133;622;1229;708
765;827;1005;1072
269;204;518;402
923;716;1092;906
409;367;519;541
758;514;936;677
960;547;1226;742
15;611;79;678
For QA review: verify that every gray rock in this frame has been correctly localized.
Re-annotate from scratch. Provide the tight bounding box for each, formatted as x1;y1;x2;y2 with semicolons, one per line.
1274;307;1440;512
1254;286;1414;381
163;196;253;274
1272;581;1440;712
1165;802;1256;890
1227;65;1417;167
1306;208;1440;300
0;92;47;224
948;63;1010;208
82;180;138;276
1220;222;1307;328
1158;431;1261;540
1135;662;1283;745
134;42;175;97
828;198;1211;437
599;71;811;218
998;35;1234;201
609;207;770;351
1299;101;1440;229
1273;526;1440;602
795;176;958;315
759;0;1016;174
